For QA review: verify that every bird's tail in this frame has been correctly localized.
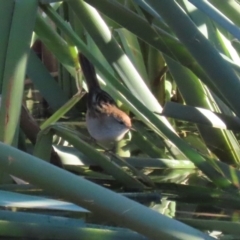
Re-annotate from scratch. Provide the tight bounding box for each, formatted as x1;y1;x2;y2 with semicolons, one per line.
79;53;100;90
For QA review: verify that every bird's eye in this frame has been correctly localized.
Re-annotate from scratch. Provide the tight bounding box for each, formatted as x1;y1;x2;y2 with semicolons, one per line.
118;120;124;125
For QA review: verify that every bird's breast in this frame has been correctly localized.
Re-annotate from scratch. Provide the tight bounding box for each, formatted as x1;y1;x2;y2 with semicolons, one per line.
86;112;129;142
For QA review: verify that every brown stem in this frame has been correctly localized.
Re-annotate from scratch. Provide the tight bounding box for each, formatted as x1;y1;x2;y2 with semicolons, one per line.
20;104;62;168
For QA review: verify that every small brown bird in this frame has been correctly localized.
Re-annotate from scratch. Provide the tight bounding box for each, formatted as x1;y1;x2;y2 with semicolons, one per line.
79;54;131;143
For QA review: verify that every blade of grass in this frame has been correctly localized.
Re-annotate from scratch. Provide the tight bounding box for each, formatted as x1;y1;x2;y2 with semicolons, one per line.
40;93;84;130
132;122;166;158
35;12;76;75
84;0;192;65
0;1;14;92
162;102;240;131
27;50;71;111
0;0;38;145
49;124;146;190
178;218;240;235
189;0;240;41
33;129;53;162
165;55;240;165
208;0;240;28
117;28;149;84
0;141;214;240
83;0;236;106
55;145;195;169
0;209;148;239
145;0;240;117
